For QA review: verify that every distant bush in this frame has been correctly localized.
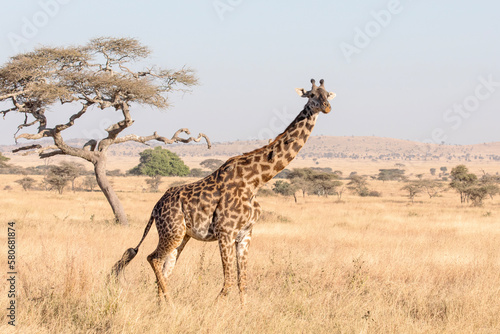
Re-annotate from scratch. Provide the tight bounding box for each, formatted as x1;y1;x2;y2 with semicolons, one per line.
377;169;406;182
200;159;224;171
146;175;163;192
107;169;123;176
358;189;382;197
257;188;276;197
168;180;189;189
15;177;36;191
189;168;209;177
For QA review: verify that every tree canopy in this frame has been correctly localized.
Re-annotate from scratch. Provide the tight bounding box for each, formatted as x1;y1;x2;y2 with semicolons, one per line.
129;146;190;177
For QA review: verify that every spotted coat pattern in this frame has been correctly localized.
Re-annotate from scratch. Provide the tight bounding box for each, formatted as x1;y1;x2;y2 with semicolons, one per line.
112;79;335;306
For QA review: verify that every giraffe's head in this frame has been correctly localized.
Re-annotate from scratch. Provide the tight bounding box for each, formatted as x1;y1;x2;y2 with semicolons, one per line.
295;79;336;114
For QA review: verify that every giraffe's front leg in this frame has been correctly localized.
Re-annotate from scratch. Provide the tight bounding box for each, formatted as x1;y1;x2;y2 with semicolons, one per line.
236;228;253;306
217;234;236;299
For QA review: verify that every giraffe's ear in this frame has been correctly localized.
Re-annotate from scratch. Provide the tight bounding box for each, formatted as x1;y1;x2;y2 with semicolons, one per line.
327;92;336;100
295;88;308;97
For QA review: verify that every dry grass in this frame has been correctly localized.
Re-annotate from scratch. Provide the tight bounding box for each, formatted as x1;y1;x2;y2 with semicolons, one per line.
1;174;499;334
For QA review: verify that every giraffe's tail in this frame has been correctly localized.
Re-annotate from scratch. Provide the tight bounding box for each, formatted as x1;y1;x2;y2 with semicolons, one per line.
110;213;156;278
110;247;138;277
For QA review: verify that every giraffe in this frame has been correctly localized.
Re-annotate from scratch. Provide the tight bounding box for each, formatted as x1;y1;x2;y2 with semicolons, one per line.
111;78;336;306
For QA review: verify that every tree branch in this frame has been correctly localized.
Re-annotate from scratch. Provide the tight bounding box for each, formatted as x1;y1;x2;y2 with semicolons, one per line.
15;118;40;135
0;91;27;101
1;107;17;118
55;103;91;132
11;144;59;157
51;132;96;162
15;129;53;141
113;128;211;148
83;139;97;151
39;150;65;159
12;144;43;153
97;101;134;152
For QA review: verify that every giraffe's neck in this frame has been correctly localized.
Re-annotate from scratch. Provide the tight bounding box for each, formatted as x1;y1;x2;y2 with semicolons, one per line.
232;106;319;190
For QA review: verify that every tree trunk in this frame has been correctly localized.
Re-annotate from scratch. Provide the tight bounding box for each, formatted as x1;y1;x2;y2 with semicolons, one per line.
94;157;129;226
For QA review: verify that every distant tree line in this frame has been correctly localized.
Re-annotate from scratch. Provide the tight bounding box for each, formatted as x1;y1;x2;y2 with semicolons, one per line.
10;161;90;194
5;150;500;207
399;164;499;206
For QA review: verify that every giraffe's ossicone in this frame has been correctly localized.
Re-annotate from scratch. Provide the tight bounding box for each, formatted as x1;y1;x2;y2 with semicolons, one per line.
111;78;336;306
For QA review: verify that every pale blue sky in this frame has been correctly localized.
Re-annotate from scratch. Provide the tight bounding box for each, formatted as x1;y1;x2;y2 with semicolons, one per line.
1;0;499;145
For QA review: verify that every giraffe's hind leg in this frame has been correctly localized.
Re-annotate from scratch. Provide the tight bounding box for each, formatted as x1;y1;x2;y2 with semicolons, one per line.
162;235;191;280
147;218;186;306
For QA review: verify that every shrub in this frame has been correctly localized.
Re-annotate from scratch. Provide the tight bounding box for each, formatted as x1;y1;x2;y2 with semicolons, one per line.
129;147;189;177
257;188;276;197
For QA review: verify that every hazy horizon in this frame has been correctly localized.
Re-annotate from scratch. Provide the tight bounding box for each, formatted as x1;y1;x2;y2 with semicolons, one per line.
1;1;499;147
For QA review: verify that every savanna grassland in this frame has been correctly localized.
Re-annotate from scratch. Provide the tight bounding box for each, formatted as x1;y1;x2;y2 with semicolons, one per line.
1;166;499;334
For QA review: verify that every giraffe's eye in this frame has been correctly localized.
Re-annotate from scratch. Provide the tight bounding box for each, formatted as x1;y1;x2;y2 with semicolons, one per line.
310;94;315;98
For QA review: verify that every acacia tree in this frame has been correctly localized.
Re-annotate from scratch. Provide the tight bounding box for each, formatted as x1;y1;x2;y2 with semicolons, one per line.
83;175;98;191
15;176;36;191
419;179;445;199
401;182;423;203
272;180;298;202
449;165;477;203
58;161;86;191
347;174;369;196
0;37;210;225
